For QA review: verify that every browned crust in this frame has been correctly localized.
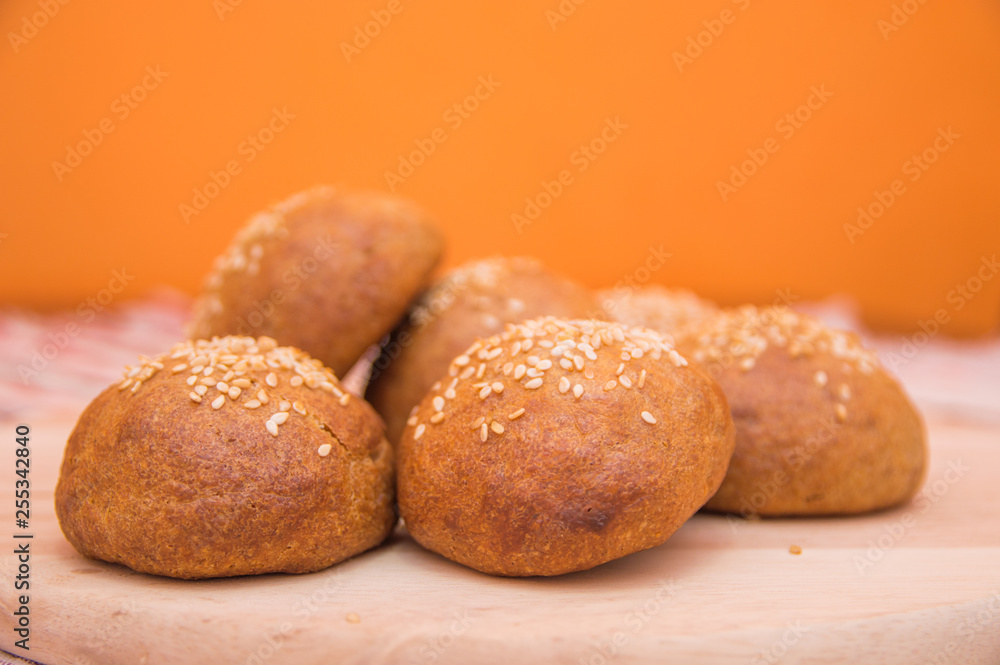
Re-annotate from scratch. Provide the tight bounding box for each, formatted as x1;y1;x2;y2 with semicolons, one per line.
55;337;395;579
397;318;735;576
188;187;444;376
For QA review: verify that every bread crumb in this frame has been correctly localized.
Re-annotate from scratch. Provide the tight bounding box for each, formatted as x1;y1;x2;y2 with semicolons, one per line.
789;545;802;555
346;612;361;624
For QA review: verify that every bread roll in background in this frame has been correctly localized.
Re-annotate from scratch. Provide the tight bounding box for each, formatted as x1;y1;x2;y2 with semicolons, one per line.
366;256;596;445
398;317;735;577
55;336;395;579
188;186;444;376
674;305;927;517
595;285;718;336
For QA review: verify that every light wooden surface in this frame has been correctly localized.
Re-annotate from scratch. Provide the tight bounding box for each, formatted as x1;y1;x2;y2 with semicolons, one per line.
0;411;998;665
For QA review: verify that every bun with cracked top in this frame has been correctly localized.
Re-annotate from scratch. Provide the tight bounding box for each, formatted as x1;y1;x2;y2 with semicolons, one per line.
188;186;444;377
674;305;927;516
397;316;735;577
55;335;395;579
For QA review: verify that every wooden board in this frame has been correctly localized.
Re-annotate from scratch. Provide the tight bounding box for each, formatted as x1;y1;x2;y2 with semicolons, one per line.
1;412;999;665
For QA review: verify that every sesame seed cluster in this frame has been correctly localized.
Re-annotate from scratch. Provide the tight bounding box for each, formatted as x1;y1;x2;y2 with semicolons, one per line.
682;305;879;423
407;317;689;443
117;335;350;453
190;187;336;326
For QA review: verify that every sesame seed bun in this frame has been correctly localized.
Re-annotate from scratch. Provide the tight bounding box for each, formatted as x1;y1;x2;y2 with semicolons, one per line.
675;306;927;516
188;186;444;376
397;317;735;577
595;285;718;335
55;336;395;579
366;256;596;446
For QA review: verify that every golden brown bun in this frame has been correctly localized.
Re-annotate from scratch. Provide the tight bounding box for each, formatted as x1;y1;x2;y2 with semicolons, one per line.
188;187;444;376
398;317;735;577
55;336;395;579
675;306;927;516
366;256;596;445
595;285;718;334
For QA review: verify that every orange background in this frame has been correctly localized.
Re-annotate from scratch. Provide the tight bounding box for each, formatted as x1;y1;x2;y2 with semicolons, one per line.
1;0;998;335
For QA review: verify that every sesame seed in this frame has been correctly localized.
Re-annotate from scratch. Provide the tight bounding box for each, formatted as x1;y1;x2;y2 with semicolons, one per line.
514;364;527;380
641;411;657;424
172;363;188;373
621;352;631;362
319;381;336;392
228;386;241;400
318;444;332;457
257;389;269;404
430;412;445;424
455;354;471;367
407;415;418;426
186;375;198;386
191;365;205;375
216;381;229;393
486;347;503;360
560;358;573;370
573;356;585;371
502;362;514;375
509;408;525;420
244;400;261;409
292;401;306;415
444;388;457;400
616;363;625;376
620;375;632;389
527;355;540;367
492;382;504;393
740;357;755;371
668;349;687;367
433;396;445;411
584;368;595;380
279;401;291;412
604;380;617;391
815;371;828;387
414;424;426;440
526;367;543;378
511;341;522;356
559;376;571;393
573;384;584;399
266;420;279;436
479;385;492;400
211;395;225;410
536;359;553;371
834;403;847;422
290;376;304;387
271;411;290;425
639;370;647;388
480;423;488;442
491;421;504;434
839;384;851;400
476;363;486;379
339;393;350;406
233;378;252;389
194;385;209;396
189;392;202;403
472;416;485;429
460;366;476;380
525;377;544;390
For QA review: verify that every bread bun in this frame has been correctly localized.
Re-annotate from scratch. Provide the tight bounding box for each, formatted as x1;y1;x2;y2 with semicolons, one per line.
366;256;596;445
398;317;735;576
675;305;927;516
55;336;395;579
188;187;443;376
596;285;717;334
